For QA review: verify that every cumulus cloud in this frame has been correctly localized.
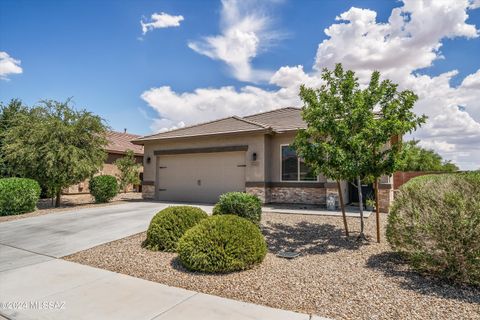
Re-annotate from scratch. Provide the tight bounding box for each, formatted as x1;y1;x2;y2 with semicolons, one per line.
188;0;282;82
0;51;22;80
141;12;184;35
142;0;480;169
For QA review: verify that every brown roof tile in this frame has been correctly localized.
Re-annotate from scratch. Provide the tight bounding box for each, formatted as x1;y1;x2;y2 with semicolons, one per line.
106;131;144;155
243;107;305;132
133;107;305;143
133;116;270;142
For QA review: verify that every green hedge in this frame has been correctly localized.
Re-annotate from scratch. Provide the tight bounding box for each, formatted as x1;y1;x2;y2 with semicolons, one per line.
178;215;267;273
89;175;118;203
143;206;208;252
0;178;41;216
387;172;480;286
213;192;262;224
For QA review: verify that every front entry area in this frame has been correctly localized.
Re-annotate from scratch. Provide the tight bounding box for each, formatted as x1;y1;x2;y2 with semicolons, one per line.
156;151;246;203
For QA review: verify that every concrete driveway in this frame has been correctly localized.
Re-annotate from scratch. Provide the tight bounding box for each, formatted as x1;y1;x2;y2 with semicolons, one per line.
0;201;323;320
0;201;213;263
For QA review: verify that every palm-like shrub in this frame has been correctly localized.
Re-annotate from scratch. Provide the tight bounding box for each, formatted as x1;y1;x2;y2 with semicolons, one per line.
143;206;208;252
89;175;118;203
178;215;267;273
387;172;480;285
0;178;41;216
213;192;262;224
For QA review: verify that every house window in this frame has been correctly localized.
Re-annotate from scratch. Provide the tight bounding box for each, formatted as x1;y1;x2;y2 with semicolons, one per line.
281;145;317;182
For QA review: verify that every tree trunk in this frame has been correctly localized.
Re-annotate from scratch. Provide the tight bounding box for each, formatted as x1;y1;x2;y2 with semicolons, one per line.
374;178;380;243
336;180;349;237
55;189;61;208
356;176;366;240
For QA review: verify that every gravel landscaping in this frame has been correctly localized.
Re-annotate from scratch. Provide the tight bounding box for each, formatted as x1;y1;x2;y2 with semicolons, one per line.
0;192;143;223
64;212;480;320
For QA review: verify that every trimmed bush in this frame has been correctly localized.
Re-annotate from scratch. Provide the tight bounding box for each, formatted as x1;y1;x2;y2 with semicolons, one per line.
143;206;208;252
178;215;267;273
387;172;480;286
89;175;118;203
213;192;262;224
0;178;41;216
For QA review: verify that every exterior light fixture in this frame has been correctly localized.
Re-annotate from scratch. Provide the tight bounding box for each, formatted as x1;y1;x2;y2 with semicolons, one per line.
252;152;257;161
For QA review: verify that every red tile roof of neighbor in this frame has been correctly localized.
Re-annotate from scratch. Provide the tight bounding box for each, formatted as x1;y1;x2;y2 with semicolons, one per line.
133;107;306;143
106;131;144;155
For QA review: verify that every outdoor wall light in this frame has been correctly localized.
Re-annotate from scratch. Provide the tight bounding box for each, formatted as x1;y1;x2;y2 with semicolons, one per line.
146;156;151;164
252;152;257;161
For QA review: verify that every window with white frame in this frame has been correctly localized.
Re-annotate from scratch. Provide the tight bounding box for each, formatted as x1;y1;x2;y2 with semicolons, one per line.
281;145;317;181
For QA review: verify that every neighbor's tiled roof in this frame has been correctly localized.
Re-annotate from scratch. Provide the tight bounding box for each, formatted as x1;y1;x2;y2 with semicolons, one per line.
133;107;304;143
106;131;144;155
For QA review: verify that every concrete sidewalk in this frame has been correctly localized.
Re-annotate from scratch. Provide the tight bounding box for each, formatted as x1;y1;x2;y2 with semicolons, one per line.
0;201;327;320
0;247;320;320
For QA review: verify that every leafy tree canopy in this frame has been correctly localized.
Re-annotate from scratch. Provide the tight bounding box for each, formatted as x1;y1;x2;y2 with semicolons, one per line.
0;99;28;177
1;99;108;205
398;140;459;172
293;63;426;183
115;149;141;192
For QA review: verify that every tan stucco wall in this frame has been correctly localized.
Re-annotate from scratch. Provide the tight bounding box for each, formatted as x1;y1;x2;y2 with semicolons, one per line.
267;132;327;183
142;133;267;190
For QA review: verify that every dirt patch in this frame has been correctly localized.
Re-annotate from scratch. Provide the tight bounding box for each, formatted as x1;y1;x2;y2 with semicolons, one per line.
0;193;143;223
64;212;480;319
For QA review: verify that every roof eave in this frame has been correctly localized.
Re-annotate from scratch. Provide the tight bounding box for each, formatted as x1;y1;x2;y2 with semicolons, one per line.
132;128;273;144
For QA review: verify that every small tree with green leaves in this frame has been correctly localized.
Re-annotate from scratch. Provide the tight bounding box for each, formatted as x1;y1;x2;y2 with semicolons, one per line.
399;140;458;172
115;150;141;193
0;99;28;177
294;64;425;240
1;99;108;207
359;71;426;242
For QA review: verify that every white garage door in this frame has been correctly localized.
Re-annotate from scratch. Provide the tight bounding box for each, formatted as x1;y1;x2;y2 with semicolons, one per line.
156;151;246;203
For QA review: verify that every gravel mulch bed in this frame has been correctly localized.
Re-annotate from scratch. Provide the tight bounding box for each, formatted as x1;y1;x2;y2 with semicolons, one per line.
0;193;143;223
64;212;480;320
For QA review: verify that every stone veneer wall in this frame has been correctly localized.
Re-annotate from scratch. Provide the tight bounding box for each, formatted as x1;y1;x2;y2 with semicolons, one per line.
269;187;326;205
377;188;393;213
245;187;268;203
246;186;326;205
142;185;155;199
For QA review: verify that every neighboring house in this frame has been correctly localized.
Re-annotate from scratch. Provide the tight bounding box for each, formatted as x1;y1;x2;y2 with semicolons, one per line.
133;107;394;212
63;131;144;194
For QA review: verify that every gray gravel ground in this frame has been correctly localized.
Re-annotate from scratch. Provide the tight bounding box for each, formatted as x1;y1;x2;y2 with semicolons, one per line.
64;212;480;320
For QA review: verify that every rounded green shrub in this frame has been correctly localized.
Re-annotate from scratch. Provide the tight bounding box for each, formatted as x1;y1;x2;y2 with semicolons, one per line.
143;206;208;252
0;178;41;216
89;175;118;203
213;192;262;224
387;172;480;286
178;215;267;273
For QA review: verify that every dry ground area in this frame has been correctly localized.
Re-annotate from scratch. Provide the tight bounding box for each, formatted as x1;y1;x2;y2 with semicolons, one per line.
64;212;480;320
0;192;143;223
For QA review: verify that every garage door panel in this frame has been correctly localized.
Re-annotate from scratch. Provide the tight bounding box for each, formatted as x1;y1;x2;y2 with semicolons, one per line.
156;152;246;203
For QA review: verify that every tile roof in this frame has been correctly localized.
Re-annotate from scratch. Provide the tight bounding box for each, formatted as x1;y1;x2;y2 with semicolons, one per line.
243;107;305;132
133;107;305;143
106;131;144;155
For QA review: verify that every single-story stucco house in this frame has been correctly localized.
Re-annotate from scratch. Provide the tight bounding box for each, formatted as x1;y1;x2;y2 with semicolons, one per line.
64;130;144;194
132;107;394;212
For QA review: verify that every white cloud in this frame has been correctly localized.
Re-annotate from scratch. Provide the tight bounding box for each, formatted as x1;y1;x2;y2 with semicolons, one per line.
142;0;480;169
141;12;184;35
188;0;282;82
0;51;22;80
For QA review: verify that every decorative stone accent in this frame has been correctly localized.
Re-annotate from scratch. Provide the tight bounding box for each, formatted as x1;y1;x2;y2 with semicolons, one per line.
142;185;155;199
378;188;392;213
246;187;268;203
269;187;326;205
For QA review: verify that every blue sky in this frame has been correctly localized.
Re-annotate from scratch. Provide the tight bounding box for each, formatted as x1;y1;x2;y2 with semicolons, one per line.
1;0;480;169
